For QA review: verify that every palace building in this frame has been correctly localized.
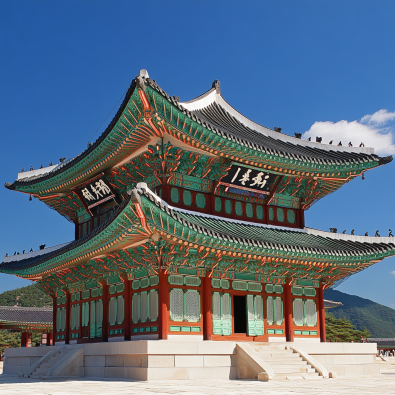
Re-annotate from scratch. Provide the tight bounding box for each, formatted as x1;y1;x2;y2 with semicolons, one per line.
2;70;394;346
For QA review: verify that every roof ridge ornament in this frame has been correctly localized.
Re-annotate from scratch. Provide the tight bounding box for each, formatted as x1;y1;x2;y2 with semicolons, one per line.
136;69;149;92
212;79;221;94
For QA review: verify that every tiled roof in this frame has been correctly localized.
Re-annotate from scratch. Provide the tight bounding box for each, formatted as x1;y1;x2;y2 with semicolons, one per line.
0;305;52;325
139;186;395;259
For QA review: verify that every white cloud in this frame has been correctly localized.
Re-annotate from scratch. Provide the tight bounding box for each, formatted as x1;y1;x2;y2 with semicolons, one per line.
361;109;395;125
302;109;395;155
391;270;395;276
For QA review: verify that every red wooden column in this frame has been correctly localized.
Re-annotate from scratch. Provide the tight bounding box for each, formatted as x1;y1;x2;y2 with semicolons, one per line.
21;332;32;347
283;283;294;342
124;278;131;341
51;295;57;342
318;285;326;342
202;274;213;340
101;282;109;342
158;269;169;340
65;289;71;344
48;332;53;346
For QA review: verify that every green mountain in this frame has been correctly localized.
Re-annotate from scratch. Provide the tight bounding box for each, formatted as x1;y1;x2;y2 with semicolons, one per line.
324;289;395;338
0;283;52;307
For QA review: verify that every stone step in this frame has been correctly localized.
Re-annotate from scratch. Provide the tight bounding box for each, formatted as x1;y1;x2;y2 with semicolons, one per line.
275;372;321;380
268;359;306;365
253;352;301;358
272;366;313;374
47;356;64;364
35;367;51;374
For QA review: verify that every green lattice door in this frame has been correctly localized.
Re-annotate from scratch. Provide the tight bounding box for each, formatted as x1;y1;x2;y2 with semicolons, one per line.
212;292;232;335
247;294;264;336
90;299;103;338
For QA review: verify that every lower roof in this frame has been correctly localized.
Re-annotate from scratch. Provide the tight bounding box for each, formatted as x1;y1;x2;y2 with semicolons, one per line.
0;305;52;325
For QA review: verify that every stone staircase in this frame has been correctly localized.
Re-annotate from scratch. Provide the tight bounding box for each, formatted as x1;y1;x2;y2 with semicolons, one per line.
250;343;323;380
30;348;70;378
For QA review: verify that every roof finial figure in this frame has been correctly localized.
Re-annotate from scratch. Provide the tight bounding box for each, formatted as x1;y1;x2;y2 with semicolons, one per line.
139;69;149;79
342;230;346;234
30;248;33;252
49;161;53;166
173;96;179;102
351;229;355;235
87;142;93;148
40;164;43;169
274;127;282;133
316;137;322;143
21;168;24;172
39;244;46;250
375;230;380;237
359;142;365;147
348;142;353;147
13;251;16;255
212;80;221;94
329;228;337;233
5;253;8;257
30;165;33;170
59;157;66;163
338;141;342;146
22;250;25;254
307;137;311;141
294;133;302;139
329;140;333;145
389;229;393;237
365;232;368;236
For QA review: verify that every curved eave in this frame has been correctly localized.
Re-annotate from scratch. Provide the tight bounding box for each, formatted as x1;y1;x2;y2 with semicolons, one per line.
136;183;395;264
0;193;151;278
5;78;153;194
145;78;392;176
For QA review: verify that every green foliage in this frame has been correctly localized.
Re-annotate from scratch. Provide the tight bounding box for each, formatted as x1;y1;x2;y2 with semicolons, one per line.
324;289;395;338
0;284;52;307
325;312;370;342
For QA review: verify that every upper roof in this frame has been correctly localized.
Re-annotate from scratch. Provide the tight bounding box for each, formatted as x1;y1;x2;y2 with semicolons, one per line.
5;70;392;197
0;305;52;325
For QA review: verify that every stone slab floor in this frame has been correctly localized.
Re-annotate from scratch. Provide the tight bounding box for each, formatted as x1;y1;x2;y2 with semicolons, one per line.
0;366;394;395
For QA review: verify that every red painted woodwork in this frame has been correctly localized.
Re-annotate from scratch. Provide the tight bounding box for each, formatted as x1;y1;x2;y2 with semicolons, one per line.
318;286;326;342
162;185;303;229
202;275;213;340
124;279;131;341
283;284;294;342
21;332;32;347
65;290;71;344
51;295;57;339
158;270;169;339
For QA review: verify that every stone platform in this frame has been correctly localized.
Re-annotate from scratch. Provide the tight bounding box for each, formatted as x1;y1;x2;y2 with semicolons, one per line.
3;340;380;380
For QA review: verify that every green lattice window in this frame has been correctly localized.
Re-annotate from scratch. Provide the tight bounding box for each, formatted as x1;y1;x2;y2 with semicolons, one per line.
247;294;264;336
277;208;285;222
287;209;295;224
183;190;192;206
109;295;124;326
56;307;66;332
169;288;201;323
131;289;158;324
235;201;243;216
170;188;179;203
196;193;206;209
215;197;222;212
212;292;232;336
225;200;232;214
70;304;80;330
293;299;317;327
256;205;264;220
90;299;103;338
82;302;89;328
269;207;274;221
266;296;283;326
246;203;253;218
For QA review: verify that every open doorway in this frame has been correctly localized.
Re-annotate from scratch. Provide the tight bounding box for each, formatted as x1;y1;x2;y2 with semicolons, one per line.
233;295;247;333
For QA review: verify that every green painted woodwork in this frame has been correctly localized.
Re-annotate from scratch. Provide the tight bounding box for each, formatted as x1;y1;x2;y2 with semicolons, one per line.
215;197;222;212
248;282;262;292
171;188;179;203
70;304;80;330
225;200;232;214
235;201;243;216
196;193;206;209
287;210;296;224
293;298;317;327
183;190;192;206
269;207;274;221
82;302;89;330
247;294;264;336
256;205;264;219
212;292;232;336
246;203;253;218
266;296;283;326
277;208;285;222
170;288;184;322
232;281;248;291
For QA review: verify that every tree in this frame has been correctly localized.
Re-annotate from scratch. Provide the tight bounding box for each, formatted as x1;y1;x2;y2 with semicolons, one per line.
326;312;370;342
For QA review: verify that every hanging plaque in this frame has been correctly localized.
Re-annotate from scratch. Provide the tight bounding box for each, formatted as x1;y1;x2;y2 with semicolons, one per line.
220;164;277;195
78;176;115;209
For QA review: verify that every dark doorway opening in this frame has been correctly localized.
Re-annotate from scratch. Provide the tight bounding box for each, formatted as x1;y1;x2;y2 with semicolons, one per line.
233;295;247;333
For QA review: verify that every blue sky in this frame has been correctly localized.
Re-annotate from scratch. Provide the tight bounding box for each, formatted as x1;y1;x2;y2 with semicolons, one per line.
0;1;394;307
